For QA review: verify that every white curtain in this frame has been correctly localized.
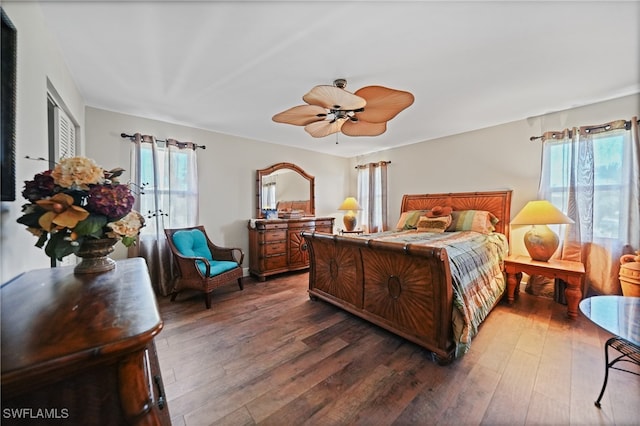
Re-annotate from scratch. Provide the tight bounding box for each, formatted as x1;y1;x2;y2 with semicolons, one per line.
262;180;276;210
130;133;199;296
357;161;389;233
538;117;639;295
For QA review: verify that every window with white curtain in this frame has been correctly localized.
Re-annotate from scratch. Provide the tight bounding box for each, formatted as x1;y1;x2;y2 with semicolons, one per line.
130;134;199;296
543;132;628;240
262;179;277;210
357;161;389;233
537;118;639;295
138;142;198;233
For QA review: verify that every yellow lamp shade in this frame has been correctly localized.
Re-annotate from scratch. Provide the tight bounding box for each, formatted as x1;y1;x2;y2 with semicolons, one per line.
511;200;574;226
338;197;362;211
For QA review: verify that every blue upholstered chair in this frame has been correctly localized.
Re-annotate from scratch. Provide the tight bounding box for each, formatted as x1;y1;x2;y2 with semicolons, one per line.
165;226;244;309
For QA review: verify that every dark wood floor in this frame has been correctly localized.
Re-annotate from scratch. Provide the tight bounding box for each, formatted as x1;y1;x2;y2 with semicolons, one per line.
155;272;639;426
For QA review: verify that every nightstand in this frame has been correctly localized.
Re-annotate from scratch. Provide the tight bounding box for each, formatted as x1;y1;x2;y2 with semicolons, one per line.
504;255;585;319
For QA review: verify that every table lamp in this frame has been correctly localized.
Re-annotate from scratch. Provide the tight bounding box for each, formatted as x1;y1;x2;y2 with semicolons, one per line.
510;200;574;262
338;197;362;232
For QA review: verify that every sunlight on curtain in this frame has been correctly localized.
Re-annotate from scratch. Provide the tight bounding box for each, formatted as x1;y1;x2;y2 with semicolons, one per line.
262;179;276;210
130;134;199;296
538;118;639;295
357;162;389;233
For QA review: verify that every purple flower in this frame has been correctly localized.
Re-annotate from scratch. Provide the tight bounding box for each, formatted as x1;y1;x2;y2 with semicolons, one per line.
87;184;134;220
22;170;56;202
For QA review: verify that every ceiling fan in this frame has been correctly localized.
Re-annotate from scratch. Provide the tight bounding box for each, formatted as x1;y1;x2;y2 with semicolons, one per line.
272;79;415;138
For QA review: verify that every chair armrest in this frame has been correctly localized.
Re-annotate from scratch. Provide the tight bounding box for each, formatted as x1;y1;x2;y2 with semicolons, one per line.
190;257;212;277
209;245;245;265
171;250;211;278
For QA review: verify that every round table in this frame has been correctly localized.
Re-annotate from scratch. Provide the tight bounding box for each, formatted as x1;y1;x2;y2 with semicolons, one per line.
579;296;640;408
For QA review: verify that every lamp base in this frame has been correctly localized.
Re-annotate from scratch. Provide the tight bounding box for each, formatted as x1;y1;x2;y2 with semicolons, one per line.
523;224;559;262
343;214;357;232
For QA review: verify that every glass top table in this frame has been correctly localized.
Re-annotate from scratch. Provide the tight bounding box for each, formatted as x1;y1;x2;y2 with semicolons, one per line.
579;295;640;346
579;295;640;408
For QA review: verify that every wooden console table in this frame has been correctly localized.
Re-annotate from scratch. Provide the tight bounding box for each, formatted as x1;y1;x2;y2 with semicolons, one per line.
505;255;585;319
1;258;170;425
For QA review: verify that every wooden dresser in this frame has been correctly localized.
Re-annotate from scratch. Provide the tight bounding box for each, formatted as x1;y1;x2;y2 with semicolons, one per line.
1;258;171;425
248;217;334;281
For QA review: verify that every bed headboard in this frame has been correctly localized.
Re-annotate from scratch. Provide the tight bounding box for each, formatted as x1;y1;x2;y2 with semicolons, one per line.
400;190;512;240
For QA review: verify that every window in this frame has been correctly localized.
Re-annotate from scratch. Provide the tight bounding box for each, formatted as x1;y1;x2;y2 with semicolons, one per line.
138;142;197;232
356;161;389;233
537;118;639;296
543;132;627;240
131;134;199;296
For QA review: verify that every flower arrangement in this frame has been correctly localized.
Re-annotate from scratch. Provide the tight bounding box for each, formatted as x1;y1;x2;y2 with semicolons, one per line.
17;156;145;261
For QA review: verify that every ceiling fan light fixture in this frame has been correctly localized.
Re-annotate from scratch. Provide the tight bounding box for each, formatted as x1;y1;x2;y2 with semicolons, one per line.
333;78;347;89
273;79;414;138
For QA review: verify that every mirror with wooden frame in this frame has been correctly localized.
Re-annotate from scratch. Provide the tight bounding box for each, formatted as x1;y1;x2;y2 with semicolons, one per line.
256;163;315;219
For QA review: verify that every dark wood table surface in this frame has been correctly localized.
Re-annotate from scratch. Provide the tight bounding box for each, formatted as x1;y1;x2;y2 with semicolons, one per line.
1;257;162;392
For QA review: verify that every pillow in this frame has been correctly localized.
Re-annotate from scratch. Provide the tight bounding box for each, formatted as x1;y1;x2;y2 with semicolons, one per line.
395;210;428;230
416;215;452;233
446;210;499;234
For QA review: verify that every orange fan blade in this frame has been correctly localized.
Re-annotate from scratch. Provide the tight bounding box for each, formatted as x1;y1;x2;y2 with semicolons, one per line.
272;105;328;126
353;86;414;123
304;120;345;138
341;119;387;137
303;85;366;110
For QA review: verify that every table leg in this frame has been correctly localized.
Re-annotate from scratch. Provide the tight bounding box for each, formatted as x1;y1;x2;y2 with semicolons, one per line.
506;272;518;304
564;277;582;319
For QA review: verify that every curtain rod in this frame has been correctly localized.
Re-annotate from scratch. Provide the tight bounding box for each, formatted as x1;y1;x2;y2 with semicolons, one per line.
529;117;639;141
355;160;391;169
120;133;206;149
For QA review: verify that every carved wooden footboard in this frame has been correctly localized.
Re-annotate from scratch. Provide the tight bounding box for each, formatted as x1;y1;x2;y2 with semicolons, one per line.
303;190;512;364
303;233;456;361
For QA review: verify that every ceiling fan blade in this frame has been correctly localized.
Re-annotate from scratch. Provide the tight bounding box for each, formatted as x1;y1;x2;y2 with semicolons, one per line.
272;105;327;126
303;85;366;110
341;119;387;137
304;120;344;138
353;86;414;123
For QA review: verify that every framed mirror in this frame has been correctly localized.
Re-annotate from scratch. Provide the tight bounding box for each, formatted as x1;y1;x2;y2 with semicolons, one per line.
256;162;315;219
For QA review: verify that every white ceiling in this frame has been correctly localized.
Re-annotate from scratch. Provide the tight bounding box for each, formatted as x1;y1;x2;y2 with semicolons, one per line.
39;1;640;158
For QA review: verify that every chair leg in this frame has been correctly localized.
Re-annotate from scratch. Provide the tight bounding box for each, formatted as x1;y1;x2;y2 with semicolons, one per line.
170;291;178;302
238;277;244;290
204;292;212;309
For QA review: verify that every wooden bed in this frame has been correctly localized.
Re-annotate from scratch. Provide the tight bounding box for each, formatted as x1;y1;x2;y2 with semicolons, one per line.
302;190;512;363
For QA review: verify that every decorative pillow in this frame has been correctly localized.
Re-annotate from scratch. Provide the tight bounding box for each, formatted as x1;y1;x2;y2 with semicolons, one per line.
395;210;428;230
416;215;452;233
446;210;499;234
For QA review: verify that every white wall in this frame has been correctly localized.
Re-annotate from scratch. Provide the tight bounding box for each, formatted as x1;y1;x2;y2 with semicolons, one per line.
84;107;350;263
0;3;85;283
352;93;639;256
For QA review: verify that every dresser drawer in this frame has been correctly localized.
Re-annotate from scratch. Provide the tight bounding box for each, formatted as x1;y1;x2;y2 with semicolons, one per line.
263;223;288;230
265;254;287;270
265;242;286;255
263;230;286;242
